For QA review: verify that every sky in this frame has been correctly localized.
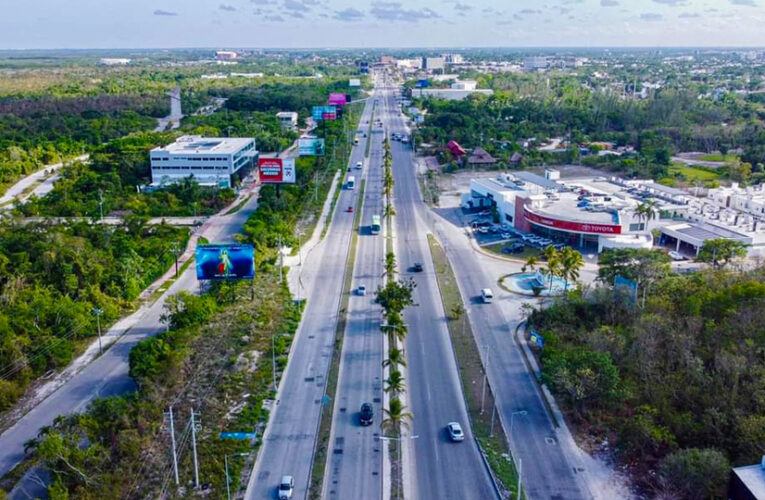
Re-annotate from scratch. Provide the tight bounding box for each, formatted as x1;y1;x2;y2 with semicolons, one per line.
1;0;765;49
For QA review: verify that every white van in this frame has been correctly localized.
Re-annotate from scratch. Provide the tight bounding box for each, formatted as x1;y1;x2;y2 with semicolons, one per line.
481;288;494;304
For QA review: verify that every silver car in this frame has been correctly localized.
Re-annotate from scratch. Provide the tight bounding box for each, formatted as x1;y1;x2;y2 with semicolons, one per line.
447;422;465;442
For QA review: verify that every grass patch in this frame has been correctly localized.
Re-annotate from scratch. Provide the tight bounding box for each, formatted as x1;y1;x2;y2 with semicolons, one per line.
483;241;541;261
308;179;366;500
696;153;738;162
427;234;525;500
225;193;253;215
668;163;721;182
364;109;374;158
146;256;195;304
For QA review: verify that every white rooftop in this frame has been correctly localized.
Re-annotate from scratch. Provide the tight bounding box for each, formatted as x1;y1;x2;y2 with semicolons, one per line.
152;135;253;156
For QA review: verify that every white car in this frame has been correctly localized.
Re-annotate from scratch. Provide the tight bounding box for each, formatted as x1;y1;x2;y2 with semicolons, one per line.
447;422;465;442
355;161;363;169
357;285;366;296
278;475;294;499
668;251;686;261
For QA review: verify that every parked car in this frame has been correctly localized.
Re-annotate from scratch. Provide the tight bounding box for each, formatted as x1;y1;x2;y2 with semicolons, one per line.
278;476;294;500
357;285;366;296
446;422;465;442
359;403;373;426
668;250;686;261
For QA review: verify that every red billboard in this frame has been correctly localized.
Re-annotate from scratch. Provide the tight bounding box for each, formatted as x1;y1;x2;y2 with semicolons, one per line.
524;207;621;234
447;140;466;157
258;157;296;184
328;93;348;106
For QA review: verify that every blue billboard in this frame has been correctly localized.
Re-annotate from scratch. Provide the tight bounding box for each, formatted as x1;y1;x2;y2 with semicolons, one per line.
298;137;326;156
312;105;337;122
195;244;255;280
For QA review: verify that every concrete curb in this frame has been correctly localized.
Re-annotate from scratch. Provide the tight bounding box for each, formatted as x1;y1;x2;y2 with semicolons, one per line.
475;438;505;500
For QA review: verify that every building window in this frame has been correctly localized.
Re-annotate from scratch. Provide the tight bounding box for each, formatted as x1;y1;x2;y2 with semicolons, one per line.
505;214;513;222
629;223;643;232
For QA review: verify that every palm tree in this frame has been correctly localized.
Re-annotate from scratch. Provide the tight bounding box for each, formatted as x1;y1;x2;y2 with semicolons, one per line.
383;202;396;218
382;397;413;431
522;255;539;273
383;251;396;278
559;247;584;290
385;370;406;393
383;347;407;369
633;201;658;231
383;311;408;342
543;245;562;292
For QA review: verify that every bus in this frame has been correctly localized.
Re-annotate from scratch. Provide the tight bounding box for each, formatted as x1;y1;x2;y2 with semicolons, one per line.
371;215;381;235
346;176;356;190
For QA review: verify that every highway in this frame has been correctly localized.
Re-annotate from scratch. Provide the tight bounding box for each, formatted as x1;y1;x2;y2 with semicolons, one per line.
0;189;259;479
321;78;385;500
382;76;499;499
244;97;375;500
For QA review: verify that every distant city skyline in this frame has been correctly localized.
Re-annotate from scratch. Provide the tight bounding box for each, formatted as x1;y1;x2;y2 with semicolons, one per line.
2;0;764;49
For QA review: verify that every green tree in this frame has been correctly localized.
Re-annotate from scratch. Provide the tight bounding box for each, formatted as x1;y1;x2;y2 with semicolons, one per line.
697;238;748;268
382;397;413;431
383;347;407;369
633;200;658;231
659;448;730;500
385;369;406;393
542;348;622;414
559;247;584;290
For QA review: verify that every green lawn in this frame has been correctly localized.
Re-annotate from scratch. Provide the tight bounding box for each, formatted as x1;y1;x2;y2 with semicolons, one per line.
483;240;542;260
696;153;738;162
668;163;721;182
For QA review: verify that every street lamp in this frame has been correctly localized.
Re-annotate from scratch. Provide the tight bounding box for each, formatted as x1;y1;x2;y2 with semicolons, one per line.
92;307;104;354
509;410;527;500
224;452;249;500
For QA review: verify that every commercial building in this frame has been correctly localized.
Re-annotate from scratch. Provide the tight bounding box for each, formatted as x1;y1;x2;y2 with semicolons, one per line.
421;56;445;71
276;112;298;130
451;80;477;90
524;56;549;71
462;172;765;257
99;58;131;65
729;461;765;500
216;51;238;60
412;87;493;101
150;135;257;188
441;53;464;64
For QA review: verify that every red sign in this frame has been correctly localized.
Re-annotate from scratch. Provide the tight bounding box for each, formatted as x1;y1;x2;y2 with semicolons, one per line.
258;157;296;184
447;140;466;157
524;207;621;234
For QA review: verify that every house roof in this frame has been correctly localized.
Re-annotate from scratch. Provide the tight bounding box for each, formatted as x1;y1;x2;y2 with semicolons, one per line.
468;147;497;164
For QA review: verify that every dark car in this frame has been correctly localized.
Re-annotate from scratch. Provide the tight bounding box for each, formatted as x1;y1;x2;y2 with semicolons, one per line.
412;262;423;272
359;403;373;426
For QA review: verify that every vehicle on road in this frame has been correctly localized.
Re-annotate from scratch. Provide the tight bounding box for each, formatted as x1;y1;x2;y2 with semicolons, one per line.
412;262;423;272
480;288;494;303
359;403;373;426
446;422;464;442
371;214;381;235
278;475;294;499
355;160;363;169
357;285;366;296
347;206;354;213
353;137;359;145
346;175;356;190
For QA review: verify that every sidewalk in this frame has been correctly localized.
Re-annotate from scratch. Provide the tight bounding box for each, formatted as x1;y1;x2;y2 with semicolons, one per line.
0;154;89;208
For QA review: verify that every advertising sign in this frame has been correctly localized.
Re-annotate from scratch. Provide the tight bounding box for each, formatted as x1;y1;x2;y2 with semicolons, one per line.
312;105;337;121
524;207;622;234
529;330;545;348
195;244;255;281
328;93;348;106
298;137;326;156
258;157;296;183
415;79;430;88
349;78;361;87
219;432;257;440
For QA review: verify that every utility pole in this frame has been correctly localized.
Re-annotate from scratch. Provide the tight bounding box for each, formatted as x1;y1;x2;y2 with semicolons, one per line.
272;333;278;392
278;234;283;282
480;343;489;414
516;458;523;500
98;190;104;222
92;307;103;354
314;171;319;201
170;243;181;277
190;408;200;489
166;406;180;486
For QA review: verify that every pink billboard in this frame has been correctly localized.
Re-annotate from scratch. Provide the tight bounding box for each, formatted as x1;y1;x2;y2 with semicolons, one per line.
328;93;348;106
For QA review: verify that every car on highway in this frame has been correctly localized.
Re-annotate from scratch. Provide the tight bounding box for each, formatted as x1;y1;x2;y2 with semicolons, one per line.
359;403;374;426
347;206;354;213
355;161;363;169
412;262;423;272
480;288;494;304
446;422;465;442
357;285;366;296
278;475;294;499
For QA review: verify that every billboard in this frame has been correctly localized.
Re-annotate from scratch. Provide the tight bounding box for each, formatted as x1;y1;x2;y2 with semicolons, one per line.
349;78;361;87
524;207;622;234
415;79;430;88
195;244;255;281
312;105;337;121
328;93;348;106
447;140;466;157
298;137;326;156
258;157;296;183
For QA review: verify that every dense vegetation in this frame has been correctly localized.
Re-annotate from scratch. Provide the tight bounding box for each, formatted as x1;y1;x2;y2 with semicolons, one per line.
413;81;765;181
0;220;188;411
0;94;165;191
527;251;765;498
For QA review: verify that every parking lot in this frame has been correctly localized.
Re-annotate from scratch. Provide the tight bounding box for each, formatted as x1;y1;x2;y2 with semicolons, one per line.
469;216;567;255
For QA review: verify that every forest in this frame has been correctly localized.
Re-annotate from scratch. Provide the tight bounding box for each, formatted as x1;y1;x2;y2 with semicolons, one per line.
0;220;189;412
527;251;765;499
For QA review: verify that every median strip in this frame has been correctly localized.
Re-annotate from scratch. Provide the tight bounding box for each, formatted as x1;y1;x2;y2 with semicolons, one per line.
427;234;525;500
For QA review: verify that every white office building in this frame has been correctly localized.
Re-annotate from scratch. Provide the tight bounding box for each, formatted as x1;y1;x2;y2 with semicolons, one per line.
276;112;298;130
150;135;257;188
524;56;549;71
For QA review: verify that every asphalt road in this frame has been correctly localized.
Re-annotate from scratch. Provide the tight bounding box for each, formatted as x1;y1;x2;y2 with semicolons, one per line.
321;80;385;500
382;78;499;500
244;98;375;500
0;193;259;480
